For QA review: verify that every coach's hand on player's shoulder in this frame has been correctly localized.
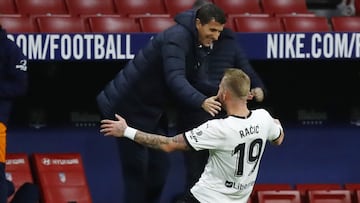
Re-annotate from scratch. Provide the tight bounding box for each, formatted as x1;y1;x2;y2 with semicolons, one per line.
201;96;221;117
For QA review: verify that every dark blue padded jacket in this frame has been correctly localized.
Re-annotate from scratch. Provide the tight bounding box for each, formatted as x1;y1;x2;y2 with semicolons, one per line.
96;9;208;133
191;27;266;96
0;27;28;125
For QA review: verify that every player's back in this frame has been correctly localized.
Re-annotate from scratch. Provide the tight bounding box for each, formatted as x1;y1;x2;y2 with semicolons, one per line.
190;109;280;202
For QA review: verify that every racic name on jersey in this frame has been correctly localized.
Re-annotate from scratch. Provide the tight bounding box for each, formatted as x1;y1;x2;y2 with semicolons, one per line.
239;125;259;138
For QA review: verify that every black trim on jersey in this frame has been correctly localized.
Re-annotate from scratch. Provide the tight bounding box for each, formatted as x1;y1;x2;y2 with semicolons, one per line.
272;127;283;142
229;111;252;119
182;132;197;151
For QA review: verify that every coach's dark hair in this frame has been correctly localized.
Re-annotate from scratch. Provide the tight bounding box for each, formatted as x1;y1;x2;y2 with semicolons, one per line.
196;3;226;25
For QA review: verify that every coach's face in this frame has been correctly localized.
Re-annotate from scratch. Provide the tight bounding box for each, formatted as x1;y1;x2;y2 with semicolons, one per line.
196;18;224;47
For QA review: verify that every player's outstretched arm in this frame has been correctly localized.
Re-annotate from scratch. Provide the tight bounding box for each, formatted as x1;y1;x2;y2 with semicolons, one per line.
134;131;190;152
100;114;190;152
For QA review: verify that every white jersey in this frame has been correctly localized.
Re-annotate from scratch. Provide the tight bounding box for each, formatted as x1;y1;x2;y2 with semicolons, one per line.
184;109;281;203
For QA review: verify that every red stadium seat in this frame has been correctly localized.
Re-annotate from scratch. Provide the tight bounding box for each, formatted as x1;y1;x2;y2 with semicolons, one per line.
80;14;124;18
295;183;342;203
0;0;17;14
295;183;342;195
308;190;352;203
344;183;360;191
88;16;141;33
227;13;270;30
344;183;360;190
355;190;360;203
128;14;171;20
114;0;166;16
275;13;317;18
281;16;331;32
260;0;312;16
32;153;92;203
36;16;89;33
0;16;38;33
344;184;360;203
5;153;34;203
213;0;263;15
163;0;194;17
80;14;123;31
250;184;293;203
257;190;301;203
139;17;176;33
356;0;360;16
253;183;293;191
14;0;68;16
65;0;117;16
233;16;284;32
331;16;360;32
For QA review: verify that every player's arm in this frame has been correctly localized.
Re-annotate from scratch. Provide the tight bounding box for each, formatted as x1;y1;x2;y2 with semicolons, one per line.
272;118;284;145
272;129;284;145
100;114;191;152
133;131;190;152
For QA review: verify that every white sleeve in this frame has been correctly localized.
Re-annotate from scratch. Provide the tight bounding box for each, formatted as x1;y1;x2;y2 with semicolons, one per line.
266;117;282;141
258;109;281;142
184;120;225;151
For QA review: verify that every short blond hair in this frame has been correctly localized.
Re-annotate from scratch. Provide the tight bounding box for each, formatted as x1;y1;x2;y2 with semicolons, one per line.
222;68;250;98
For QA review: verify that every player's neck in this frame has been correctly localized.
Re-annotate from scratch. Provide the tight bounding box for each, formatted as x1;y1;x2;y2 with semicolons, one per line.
225;100;249;117
228;108;250;118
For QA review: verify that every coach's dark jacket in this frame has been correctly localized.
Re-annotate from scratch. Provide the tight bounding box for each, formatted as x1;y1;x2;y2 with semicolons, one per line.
96;9;209;133
0;27;28;125
191;27;266;96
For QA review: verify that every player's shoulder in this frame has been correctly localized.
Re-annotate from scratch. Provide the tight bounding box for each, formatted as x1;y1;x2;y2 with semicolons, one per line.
252;108;270;115
208;117;225;126
252;108;274;120
204;117;231;132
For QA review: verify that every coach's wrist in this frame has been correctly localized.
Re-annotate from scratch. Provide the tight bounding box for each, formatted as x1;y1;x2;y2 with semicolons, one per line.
124;127;137;140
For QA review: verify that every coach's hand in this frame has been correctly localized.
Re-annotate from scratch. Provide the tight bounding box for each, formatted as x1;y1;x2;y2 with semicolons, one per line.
202;96;221;117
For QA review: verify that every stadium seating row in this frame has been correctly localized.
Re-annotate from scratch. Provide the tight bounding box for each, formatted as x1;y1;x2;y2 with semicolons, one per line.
0;0;318;17
6;153;92;203
1;0;360;33
4;0;360;18
229;15;360;32
5;0;359;17
1;14;360;34
7;152;360;203
247;183;360;203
